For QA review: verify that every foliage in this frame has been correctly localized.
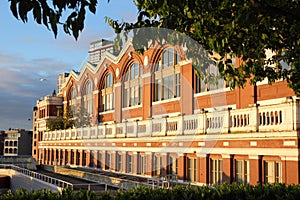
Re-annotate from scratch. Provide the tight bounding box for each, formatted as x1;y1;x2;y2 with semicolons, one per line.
106;0;300;96
46;106;75;131
8;0;300;95
73;106;91;128
3;183;300;200
8;0;105;39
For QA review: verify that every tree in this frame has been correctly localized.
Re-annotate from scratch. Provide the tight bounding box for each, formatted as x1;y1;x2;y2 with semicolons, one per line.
107;0;300;96
9;0;300;95
8;0;103;39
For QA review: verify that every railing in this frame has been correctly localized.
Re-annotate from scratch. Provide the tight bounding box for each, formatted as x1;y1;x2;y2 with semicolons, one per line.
54;166;165;190
0;164;73;189
43;100;298;141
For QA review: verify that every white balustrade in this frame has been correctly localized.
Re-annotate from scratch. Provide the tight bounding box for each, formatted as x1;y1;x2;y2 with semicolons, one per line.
42;101;297;141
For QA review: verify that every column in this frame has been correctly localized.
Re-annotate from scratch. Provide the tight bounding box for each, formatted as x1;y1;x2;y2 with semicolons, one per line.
56;149;62;165
49;149;52;165
73;149;77;165
146;152;153;176
92;150;98;168
79;150;83;166
180;62;193;115
249;155;262;185
133;152;138;174
122;151;127;173
222;154;233;184
85;150;91;167
199;154;209;184
67;149;71;165
114;82;122;123
177;153;186;181
142;72;152;120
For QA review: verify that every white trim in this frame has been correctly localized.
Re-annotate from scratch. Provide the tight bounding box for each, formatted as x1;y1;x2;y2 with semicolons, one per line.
122;105;142;111
41;145;299;159
194;87;231;97
152;97;181;105
114;82;122;87
250;141;257;146
99;110;114;115
152;112;181;119
283;141;295;146
222;154;232;159
141;72;151;78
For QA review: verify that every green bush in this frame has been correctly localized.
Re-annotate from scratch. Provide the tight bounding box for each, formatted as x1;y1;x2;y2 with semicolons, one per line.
2;183;300;200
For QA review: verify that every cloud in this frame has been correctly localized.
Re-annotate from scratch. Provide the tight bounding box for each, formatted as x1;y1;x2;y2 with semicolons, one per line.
0;53;71;130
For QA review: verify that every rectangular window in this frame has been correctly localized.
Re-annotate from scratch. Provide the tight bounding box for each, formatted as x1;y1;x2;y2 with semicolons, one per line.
235;160;249;183
98;153;102;169
116;153;122;172
264;161;282;183
139;155;147;175
126;154;133;173
211;159;223;185
154;156;162;177
163;76;173;100
123;88;129;108
105;153;111;170
155;79;162;101
187;158;198;182
168;156;178;175
175;73;180;97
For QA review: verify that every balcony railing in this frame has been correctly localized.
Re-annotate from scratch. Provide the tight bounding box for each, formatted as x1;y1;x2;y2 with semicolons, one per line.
43;100;299;141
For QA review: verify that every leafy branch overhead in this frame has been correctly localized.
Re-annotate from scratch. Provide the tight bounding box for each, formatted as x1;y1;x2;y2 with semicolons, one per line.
107;0;300;95
9;0;102;39
8;0;300;95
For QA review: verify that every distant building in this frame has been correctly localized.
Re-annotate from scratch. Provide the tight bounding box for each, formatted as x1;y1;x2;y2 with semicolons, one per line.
0;131;5;156
3;129;32;156
88;39;114;65
32;93;63;163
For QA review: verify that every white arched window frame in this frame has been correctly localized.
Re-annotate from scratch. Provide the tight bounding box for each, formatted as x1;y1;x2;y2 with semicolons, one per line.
83;81;94;115
69;87;77;114
101;73;114;111
154;48;181;102
123;62;143;108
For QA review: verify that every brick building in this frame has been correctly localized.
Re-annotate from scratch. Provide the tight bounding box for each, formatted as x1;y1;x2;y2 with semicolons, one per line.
34;38;299;185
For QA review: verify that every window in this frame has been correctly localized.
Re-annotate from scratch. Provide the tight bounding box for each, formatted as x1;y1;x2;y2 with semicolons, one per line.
105;152;111;170
139;154;147;175
116;152;122;172
69;87;77;114
264;161;282;183
194;63;225;93
101;73;114;111
153;156;162;176
126;153;133;173
154;48;180;101
83;80;94;115
123;62;142;107
187;158;198;182
168;156;178;176
235;160;249;183
211;159;223;185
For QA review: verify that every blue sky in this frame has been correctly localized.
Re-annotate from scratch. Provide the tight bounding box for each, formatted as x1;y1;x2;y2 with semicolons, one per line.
0;1;138;130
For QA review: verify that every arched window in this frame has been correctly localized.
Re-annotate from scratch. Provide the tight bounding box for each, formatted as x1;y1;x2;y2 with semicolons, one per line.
69;87;77;114
123;62;142;107
154;48;180;101
83;80;94;115
101;73;114;111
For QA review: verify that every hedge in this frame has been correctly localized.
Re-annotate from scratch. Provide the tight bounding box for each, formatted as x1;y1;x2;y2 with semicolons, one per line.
1;183;300;200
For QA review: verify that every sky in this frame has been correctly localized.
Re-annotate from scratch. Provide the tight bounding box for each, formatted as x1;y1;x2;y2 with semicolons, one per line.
0;1;138;130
